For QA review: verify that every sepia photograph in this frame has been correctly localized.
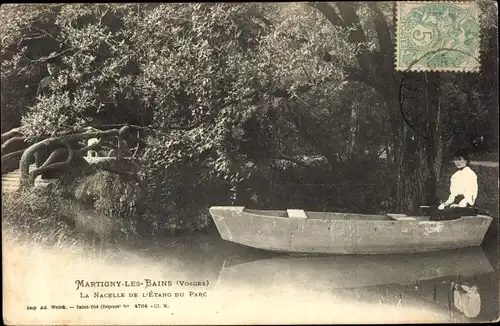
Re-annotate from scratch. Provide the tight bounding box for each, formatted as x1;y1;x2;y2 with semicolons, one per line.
1;1;498;324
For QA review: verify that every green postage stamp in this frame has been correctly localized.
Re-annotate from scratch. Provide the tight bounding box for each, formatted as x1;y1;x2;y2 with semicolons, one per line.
396;1;481;72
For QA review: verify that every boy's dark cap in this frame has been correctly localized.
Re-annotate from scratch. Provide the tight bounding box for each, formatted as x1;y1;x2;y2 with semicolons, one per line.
452;148;471;160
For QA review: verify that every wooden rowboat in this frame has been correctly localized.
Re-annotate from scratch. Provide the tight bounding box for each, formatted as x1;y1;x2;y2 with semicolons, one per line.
208;206;493;255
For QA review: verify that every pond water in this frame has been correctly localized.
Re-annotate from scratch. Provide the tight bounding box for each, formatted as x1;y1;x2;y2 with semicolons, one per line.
108;225;499;324
4;223;498;324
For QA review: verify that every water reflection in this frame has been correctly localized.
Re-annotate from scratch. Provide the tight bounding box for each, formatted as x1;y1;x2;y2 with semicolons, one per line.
215;247;497;323
6;227;498;324
99;232;498;323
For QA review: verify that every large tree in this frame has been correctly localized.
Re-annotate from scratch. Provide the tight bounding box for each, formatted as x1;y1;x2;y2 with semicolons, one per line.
1;2;497;216
307;1;498;212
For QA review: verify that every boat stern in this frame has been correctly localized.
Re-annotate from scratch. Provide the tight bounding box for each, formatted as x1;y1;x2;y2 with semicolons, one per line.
209;206;245;241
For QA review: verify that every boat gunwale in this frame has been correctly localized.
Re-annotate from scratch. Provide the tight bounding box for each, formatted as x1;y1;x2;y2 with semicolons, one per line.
232;208;493;224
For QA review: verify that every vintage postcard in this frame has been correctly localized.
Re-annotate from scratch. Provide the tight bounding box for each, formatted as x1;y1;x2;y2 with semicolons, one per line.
2;2;499;325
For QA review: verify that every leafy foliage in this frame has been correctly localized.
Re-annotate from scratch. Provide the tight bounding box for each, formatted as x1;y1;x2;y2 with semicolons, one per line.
73;170;139;218
1;2;497;234
0;5;62;131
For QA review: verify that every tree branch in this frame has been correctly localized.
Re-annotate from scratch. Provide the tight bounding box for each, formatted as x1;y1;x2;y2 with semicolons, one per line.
311;2;394;92
1;149;26;161
366;2;393;56
98;140;119;151
365;2;399;94
132;129;141;158
28;143;73;184
1;128;23;143
17;34;45;50
26;47;74;63
39;147;70;168
344;66;385;95
336;2;367;44
98;8;111;25
19;129;123;185
307;2;344;26
1;136;29;154
276;154;311;169
91;123;153;131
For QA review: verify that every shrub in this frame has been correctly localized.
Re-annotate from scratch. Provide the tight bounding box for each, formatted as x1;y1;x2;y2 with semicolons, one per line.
73;170;140;219
1;186;83;249
71;168;216;236
136;163;226;236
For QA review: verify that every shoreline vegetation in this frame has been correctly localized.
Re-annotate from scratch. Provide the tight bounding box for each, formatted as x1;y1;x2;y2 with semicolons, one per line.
0;3;498;256
2;157;498;256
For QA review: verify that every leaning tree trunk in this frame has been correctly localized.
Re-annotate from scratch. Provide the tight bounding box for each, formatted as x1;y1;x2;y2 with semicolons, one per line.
19;127;130;187
1;128;33;174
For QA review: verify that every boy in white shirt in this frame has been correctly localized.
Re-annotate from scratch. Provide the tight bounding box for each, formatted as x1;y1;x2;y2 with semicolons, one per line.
431;150;478;221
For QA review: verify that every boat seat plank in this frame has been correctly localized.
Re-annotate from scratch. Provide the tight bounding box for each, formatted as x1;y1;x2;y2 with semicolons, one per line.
287;209;308;219
387;213;417;221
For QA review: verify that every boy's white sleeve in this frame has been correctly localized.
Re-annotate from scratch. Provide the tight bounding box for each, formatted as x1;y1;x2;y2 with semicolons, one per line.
458;170;478;207
444;175;457;205
468;171;478;206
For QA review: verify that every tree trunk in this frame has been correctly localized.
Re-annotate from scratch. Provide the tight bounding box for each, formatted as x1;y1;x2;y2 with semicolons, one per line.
483;27;499;150
423;73;439;206
396;117;407;212
398;129;430;213
311;2;442;212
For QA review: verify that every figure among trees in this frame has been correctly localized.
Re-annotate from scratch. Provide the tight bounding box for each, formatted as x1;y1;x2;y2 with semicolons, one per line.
36;51;60;98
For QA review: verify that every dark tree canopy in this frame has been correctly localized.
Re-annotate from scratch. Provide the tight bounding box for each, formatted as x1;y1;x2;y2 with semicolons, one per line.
1;2;498;219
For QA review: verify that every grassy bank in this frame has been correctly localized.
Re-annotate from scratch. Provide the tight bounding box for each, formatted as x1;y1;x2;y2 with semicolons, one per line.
1;185;140;255
1;183;214;256
2;188;84;250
